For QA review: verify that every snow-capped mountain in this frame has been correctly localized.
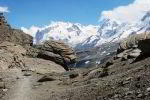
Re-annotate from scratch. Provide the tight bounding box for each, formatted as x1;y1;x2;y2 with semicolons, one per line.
21;22;99;47
22;11;150;50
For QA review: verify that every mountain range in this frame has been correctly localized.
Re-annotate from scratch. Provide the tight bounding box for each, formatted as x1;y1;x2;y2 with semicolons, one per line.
22;11;150;50
21;22;99;47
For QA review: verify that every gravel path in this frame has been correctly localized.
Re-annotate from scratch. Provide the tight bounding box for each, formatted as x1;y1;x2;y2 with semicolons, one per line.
3;70;33;100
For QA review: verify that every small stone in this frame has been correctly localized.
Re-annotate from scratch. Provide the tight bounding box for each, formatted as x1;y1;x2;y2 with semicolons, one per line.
121;55;128;61
37;76;55;82
23;73;31;76
147;92;150;96
0;77;3;81
147;87;150;92
113;94;120;98
114;95;118;98
87;68;108;79
105;61;113;68
16;77;20;79
69;73;79;79
137;93;144;98
126;91;133;96
126;77;132;81
2;89;8;92
63;71;79;79
0;82;4;89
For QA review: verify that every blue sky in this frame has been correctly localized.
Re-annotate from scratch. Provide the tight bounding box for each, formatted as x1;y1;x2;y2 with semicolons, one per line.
0;0;133;28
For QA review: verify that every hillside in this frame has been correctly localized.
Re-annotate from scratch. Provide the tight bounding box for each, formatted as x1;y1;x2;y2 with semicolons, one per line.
0;13;150;100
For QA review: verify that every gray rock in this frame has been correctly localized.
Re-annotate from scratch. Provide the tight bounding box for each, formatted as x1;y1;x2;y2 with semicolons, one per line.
137;93;145;98
63;71;79;79
37;51;63;64
24;57;66;74
33;40;77;70
125;91;134;96
35;40;77;64
116;32;150;60
87;68;108;79
37;51;69;70
118;32;150;55
128;49;141;57
38;75;55;82
0;82;5;89
147;87;150;92
23;73;32;76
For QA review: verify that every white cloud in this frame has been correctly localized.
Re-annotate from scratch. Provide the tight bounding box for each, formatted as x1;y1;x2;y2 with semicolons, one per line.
0;6;9;13
100;0;150;23
21;26;41;37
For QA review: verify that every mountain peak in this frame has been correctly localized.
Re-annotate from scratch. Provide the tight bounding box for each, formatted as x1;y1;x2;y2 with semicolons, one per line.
141;11;150;21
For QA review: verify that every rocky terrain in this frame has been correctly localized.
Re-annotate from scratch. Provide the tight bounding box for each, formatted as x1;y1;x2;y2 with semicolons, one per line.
0;13;150;100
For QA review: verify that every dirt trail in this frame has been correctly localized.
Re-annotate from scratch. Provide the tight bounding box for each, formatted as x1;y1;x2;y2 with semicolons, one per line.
3;70;33;100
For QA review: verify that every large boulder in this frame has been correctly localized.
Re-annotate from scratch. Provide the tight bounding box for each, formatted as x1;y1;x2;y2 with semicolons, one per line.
118;32;150;53
33;40;77;70
0;41;66;73
24;57;66;74
117;32;150;59
35;40;76;63
37;51;64;66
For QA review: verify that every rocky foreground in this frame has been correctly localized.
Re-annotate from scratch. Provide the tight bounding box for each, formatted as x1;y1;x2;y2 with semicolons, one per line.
0;14;150;100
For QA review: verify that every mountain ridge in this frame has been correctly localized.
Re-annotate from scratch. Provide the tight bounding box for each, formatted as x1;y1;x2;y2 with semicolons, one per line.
21;22;99;47
22;11;150;50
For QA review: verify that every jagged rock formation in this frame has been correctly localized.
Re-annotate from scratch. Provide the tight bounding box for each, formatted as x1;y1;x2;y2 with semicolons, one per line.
30;40;77;70
36;40;76;63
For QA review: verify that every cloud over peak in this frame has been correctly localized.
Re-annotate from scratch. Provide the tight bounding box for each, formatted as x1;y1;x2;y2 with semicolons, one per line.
100;0;150;23
0;6;9;13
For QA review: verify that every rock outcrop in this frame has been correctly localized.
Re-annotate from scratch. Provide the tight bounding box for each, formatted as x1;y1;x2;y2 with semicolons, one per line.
0;41;66;74
33;40;77;70
36;40;76;63
0;26;33;47
0;13;33;46
117;32;150;59
0;42;26;70
0;14;75;72
0;14;76;72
